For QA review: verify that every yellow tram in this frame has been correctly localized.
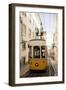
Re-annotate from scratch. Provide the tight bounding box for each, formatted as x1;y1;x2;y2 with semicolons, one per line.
28;39;48;71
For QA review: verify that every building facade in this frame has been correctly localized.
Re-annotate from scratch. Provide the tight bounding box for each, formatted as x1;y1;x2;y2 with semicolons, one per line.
50;15;58;75
19;12;44;66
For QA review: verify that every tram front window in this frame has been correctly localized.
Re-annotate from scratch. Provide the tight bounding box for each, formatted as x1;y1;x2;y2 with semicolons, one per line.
33;46;40;58
41;46;46;58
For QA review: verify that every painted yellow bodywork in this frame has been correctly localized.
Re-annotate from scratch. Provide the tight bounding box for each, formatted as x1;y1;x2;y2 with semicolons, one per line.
29;58;48;70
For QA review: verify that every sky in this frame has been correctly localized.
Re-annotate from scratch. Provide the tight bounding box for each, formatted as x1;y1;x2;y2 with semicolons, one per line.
39;13;57;48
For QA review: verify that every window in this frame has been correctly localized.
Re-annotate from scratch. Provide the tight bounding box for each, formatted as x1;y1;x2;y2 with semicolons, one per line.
41;46;46;58
36;28;39;36
22;57;26;65
29;46;32;58
33;46;40;58
20;16;22;24
29;14;32;24
21;23;26;36
32;32;34;38
22;42;26;49
29;29;31;38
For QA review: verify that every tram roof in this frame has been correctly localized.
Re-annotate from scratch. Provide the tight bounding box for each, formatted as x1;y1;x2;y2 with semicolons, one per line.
29;39;46;46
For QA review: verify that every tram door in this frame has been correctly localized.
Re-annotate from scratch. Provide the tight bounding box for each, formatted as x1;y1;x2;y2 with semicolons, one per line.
33;46;40;58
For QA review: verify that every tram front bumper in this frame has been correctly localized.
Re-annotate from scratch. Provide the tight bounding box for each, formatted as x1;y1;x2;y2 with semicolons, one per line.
29;59;48;70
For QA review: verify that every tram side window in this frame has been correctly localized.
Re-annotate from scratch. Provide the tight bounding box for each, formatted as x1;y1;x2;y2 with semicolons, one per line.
29;46;32;58
41;46;46;58
33;46;40;58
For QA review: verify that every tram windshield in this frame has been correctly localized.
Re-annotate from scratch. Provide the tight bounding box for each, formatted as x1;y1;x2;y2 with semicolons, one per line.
29;45;46;59
33;46;46;59
33;46;40;58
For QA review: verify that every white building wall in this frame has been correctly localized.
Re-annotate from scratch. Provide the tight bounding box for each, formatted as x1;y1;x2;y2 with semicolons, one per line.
20;12;44;63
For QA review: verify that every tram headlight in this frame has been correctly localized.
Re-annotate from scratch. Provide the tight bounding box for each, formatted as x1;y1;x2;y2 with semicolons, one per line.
35;63;39;67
